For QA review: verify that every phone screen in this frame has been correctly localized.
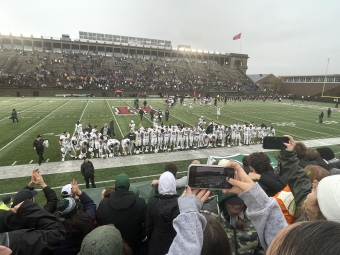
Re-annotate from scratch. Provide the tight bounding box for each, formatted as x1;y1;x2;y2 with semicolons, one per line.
187;164;235;189
262;137;289;150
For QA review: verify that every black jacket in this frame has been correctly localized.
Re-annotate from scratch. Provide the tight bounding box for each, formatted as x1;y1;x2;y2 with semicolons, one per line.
0;200;65;255
299;158;330;171
33;139;44;151
53;192;96;255
100;127;112;137
96;188;147;255
24;185;59;214
257;171;287;197
146;194;179;255
81;161;94;176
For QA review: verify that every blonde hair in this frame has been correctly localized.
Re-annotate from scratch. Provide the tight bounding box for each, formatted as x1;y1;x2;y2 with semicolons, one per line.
304;165;329;182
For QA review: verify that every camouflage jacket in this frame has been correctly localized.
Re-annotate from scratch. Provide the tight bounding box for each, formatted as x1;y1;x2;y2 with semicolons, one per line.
201;210;264;255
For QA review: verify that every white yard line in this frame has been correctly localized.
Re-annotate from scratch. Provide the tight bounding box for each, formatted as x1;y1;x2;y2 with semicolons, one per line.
11;161;17;165
0;100;71;152
106;99;124;137
0;101;50;122
29;160;33;164
46;159;49;162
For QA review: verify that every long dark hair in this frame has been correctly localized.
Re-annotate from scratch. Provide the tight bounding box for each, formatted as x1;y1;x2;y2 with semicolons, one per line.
55;210;90;243
201;215;232;255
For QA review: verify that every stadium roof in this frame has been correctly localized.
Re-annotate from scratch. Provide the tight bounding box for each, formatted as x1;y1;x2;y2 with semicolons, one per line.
247;74;272;83
281;74;340;77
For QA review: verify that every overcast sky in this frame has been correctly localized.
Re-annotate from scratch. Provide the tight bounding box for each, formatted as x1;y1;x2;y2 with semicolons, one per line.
1;0;339;76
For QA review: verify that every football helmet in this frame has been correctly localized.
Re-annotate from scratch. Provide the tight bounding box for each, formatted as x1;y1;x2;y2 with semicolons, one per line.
43;140;49;148
60;147;66;153
109;153;113;158
88;147;93;152
78;153;84;159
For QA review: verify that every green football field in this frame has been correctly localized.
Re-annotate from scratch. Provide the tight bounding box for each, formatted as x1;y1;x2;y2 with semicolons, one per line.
0;97;338;167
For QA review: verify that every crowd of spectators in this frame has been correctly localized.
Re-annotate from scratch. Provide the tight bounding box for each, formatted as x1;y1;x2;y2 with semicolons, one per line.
0;51;263;93
1;135;340;255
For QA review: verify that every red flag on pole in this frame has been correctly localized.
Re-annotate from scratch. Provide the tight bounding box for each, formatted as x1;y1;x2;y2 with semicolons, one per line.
233;33;242;40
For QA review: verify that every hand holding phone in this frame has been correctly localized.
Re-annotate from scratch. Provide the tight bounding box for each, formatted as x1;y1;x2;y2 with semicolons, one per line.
222;162;255;195
262;136;289;150
187;164;235;190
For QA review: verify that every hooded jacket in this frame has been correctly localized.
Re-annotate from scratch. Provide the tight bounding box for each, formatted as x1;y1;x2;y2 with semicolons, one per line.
96;188;146;255
0;200;65;255
146;172;179;255
212;192;260;255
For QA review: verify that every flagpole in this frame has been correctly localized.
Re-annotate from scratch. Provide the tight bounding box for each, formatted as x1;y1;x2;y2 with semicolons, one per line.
322;58;329;97
240;32;242;53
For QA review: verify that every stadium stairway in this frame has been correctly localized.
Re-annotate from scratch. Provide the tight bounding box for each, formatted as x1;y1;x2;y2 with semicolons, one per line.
0;137;339;180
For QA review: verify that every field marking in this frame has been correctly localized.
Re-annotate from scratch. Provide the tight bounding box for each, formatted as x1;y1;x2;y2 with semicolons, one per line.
123;100;153;124
0;170;187;196
106;99;124;137
240;102;340;132
29;160;33;164
0;100;50;122
12;161;17;165
0;100;71;152
46;159;49;162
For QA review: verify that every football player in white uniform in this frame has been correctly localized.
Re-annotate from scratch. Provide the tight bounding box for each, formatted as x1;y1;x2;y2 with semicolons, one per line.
198;116;206;128
216;106;221;119
193;126;200;149
149;127;158;152
189;102;193;112
142;127;150;153
176;126;184;149
163;126;170;150
129;120;136;132
188;126;194;148
183;126;190;149
170;126;177;151
107;139;120;157
135;129;142;154
199;126;205;148
121;138;132;155
71;133;80;158
59;131;72;162
243;124;250;146
75;121;83;134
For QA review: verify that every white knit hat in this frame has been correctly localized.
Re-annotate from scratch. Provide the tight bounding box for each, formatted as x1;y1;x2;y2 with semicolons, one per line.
317;175;340;223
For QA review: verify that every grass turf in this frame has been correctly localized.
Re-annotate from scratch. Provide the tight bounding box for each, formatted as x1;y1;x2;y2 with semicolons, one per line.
1;97;338;166
1;97;340;206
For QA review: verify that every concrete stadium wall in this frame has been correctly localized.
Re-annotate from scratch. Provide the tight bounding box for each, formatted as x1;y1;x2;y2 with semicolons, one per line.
282;82;340;96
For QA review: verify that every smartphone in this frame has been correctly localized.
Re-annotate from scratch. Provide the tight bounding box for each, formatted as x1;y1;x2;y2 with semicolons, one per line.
187;164;235;190
262;136;289;150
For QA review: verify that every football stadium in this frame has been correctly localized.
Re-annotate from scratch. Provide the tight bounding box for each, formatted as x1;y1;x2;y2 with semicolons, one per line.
1;3;340;253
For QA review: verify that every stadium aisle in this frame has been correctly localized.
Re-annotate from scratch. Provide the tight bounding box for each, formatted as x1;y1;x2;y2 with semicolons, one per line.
0;137;338;180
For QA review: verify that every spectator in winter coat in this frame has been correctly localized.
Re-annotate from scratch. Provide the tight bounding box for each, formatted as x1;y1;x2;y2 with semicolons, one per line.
12;169;58;214
146;172;179;255
0;200;66;255
53;179;96;255
96;173;147;255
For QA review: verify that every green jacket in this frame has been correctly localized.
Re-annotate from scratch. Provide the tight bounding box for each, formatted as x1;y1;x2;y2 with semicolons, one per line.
201;193;262;255
280;149;311;208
